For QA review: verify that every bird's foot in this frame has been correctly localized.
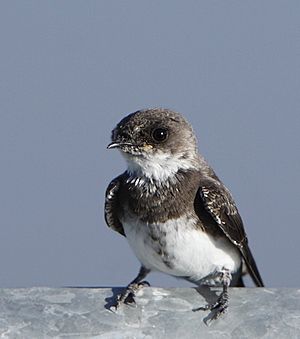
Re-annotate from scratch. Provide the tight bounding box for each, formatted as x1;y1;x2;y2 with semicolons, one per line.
109;281;150;311
193;289;229;322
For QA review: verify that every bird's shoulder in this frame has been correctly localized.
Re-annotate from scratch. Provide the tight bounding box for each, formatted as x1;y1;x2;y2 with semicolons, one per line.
195;176;247;246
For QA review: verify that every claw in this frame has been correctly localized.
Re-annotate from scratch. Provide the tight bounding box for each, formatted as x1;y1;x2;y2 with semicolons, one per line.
194;295;227;312
109;280;150;311
109;303;119;312
124;292;136;305
194;290;229;322
194;302;227;325
194;269;231;323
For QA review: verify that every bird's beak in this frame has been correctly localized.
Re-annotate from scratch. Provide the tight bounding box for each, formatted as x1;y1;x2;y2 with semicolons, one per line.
107;142;121;149
107;141;135;149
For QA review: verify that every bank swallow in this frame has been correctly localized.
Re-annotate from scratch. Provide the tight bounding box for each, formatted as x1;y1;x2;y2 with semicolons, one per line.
105;108;264;321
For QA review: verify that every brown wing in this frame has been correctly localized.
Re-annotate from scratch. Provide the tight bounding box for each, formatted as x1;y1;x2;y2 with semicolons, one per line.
104;175;125;237
196;178;264;287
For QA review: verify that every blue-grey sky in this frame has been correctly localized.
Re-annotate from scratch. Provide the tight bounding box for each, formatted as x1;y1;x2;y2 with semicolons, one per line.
0;1;299;288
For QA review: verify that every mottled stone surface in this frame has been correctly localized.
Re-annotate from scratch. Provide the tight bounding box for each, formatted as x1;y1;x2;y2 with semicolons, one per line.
0;287;299;338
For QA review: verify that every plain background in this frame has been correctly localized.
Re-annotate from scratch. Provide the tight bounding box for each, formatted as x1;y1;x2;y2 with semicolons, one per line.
0;1;299;288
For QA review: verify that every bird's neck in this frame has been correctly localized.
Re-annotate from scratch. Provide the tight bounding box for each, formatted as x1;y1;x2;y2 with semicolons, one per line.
124;150;200;183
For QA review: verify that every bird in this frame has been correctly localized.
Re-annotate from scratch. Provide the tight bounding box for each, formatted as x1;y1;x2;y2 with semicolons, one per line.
104;108;264;321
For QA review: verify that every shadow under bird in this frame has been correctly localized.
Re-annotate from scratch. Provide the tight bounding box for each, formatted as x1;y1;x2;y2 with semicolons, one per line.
105;108;264;321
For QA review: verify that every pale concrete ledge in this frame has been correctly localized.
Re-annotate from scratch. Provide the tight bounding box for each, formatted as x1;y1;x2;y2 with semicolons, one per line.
0;287;299;338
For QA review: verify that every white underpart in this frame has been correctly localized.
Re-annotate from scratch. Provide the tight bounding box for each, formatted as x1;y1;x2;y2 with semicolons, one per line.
123;150;198;182
122;215;241;285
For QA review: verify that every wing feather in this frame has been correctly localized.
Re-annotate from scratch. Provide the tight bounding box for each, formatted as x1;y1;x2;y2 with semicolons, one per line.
104;175;125;237
196;178;264;287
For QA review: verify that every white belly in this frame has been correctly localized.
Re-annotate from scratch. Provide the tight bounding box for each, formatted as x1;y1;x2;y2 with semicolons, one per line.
122;215;241;285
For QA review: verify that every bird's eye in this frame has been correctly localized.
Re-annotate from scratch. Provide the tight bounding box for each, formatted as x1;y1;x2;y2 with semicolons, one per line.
151;128;169;142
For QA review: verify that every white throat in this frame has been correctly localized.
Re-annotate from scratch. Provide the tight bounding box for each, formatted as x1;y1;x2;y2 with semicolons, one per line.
123;150;198;182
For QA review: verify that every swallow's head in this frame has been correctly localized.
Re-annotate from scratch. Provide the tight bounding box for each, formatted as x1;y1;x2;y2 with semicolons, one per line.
108;108;199;180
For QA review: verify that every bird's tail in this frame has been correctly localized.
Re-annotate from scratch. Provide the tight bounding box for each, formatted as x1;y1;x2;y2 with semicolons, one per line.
241;245;264;287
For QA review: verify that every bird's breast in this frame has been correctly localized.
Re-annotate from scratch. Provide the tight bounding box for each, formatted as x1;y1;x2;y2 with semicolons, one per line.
120;171;200;224
121;214;241;285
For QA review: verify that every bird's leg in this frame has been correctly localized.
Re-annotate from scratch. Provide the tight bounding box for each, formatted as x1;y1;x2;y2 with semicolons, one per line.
194;269;231;321
110;266;150;311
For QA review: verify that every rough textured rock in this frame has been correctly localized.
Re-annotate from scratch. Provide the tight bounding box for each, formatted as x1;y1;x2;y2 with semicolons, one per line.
0;287;299;338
